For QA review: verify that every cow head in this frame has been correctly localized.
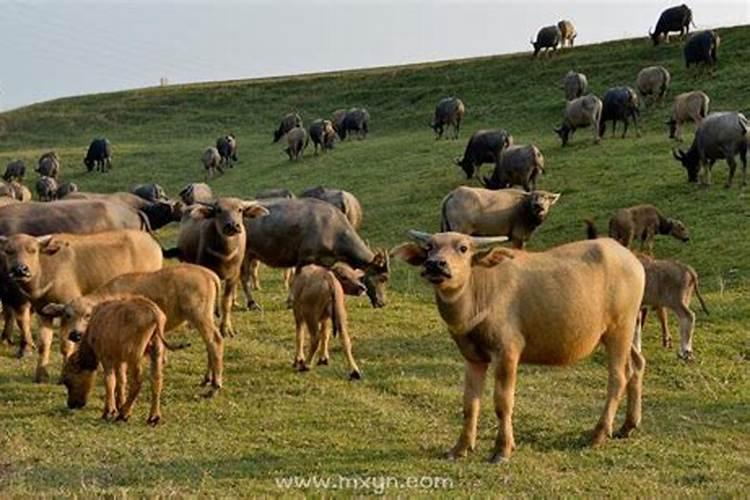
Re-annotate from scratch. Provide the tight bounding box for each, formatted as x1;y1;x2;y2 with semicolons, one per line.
454;157;474;179
554;124;571;146
531;38;541;57
83;156;94;172
392;231;510;293
0;234;69;286
663;218;690;242
528;191;561;223
331;263;367;296
42;297;96;354
60;335;98;409
190;198;269;237
649;28;660;46
364;250;390;308
141;200;183;230
672;147;700;182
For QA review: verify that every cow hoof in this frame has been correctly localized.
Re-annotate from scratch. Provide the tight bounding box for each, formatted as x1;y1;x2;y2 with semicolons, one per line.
147;415;161;426
115;413;130;422
678;351;695;362
591;429;611;447
487;452;510;464
34;367;50;384
246;301;262;312
444;447;469;461
349;370;361;380
1;336;13;346
317;358;329;366
202;387;219;399
615;423;638;439
297;363;309;373
16;344;34;359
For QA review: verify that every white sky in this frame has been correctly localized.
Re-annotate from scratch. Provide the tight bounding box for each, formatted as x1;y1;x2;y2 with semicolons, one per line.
0;0;746;110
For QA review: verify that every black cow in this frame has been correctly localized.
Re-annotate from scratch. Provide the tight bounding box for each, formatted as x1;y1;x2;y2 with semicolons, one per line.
339;108;370;140
684;30;720;68
531;25;561;57
650;4;694;45
455;129;513;179
599;87;640;138
216;134;238;168
84;138;112;172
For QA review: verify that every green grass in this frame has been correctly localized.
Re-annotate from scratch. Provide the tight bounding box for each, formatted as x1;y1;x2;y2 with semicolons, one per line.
1;26;750;496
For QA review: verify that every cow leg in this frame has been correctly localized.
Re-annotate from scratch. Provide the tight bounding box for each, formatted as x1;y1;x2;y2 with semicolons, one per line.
118;359;142;422
102;366;117;420
147;338;165;425
621;119;628;138
592;326;630;446
675;304;696;361
316;319;331;366
34;317;56;383
740;145;748;187
293;314;306;369
611;120;617;137
240;258;262;311
219;279;237;337
724;155;737;189
489;350;520;463
617;344;646;438
196;317;223;392
249;259;261;291
632;113;640;137
1;303;14;345
657;307;671;349
116;362;127;411
337;320;361;380
446;360;488;460
15;303;35;358
300;315;319;371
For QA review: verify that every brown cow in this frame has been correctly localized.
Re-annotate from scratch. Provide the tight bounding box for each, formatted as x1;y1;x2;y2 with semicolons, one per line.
43;264;224;393
605;204;690;252
292;264;366;379
0;230;162;382
165;198;268;337
61;295;177;425
668;91;710;141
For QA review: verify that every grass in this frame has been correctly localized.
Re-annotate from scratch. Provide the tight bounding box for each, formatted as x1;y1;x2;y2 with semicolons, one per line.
1;26;750;496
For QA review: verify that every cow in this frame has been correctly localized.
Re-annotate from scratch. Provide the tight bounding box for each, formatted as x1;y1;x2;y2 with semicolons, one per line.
636;66;671;106
563;71;587;101
339;108;370;140
285;127;308;160
164;198;268;337
216;134;238;168
63;192;180;231
455;129;513;179
431;97;466;140
131;183;168;202
291;263;366;379
392;230;646;461
3;160;25;182
481;145;545;192
441;187;560;249
331;109;347;137
202;146;223;180
273;113;303;143
61;295;173;424
1;181;32;202
599;87;640;138
179;182;213;206
672;111;748;187
299;186;363;229
558;20;577;47
84;138;112;172
684;30;720;69
36;152;60;178
35;176;58;202
555;94;602;146
586;204;690;252
43;264;225;394
308;119;337;153
55;182;79;199
240;198;389;311
667;91;710;141
531;25;561;57
0;230;162;382
650;4;694;45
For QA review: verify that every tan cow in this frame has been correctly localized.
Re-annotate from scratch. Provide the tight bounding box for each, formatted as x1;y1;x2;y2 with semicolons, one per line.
604;204;690;252
43;264;225;394
637;254;709;360
291;263;366;379
202;146;223;180
61;295;178;425
636;66;671;106
668;91;710;141
0;230;162;382
393;231;645;461
557;20;577;47
165;197;268;337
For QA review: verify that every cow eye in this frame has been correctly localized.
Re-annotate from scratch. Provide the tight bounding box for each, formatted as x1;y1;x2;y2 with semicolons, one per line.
459;245;468;254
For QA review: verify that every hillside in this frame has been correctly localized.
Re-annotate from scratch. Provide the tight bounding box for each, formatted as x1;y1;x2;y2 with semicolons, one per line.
1;26;749;496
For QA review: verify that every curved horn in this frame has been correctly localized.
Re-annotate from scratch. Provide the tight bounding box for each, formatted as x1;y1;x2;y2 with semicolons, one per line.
672;148;683;161
648;27;653;36
407;230;432;244
35;235;54;245
471;236;509;250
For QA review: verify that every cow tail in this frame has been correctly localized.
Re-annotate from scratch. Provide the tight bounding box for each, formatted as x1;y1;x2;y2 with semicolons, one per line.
584;218;599;239
325;272;342;337
440;193;452;232
149;305;190;352
690;269;710;315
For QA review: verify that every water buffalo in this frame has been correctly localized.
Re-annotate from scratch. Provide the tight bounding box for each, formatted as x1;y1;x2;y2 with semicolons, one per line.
84;138;112;172
36;152;60;178
563;71;587;101
308;119;337;153
673;111;748;187
555;94;602;146
558;20;577;47
339;108;370;140
667;90;710;141
481;145;545;192
55;182;78;199
600;87;640;138
202;147;223;180
331;109;347;136
650;4;694;45
216;134;238;168
273;113;303;143
684;30;720;69
455;129;513;179
3;160;25;182
587;204;690;252
35;176;58;202
531;25;561;57
636;66;671;106
131;183;168;202
285;127;308;160
431;97;466;140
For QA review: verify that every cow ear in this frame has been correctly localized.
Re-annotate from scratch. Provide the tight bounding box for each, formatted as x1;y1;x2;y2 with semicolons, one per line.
41;303;66;318
189;205;215;219
38;236;68;254
242;202;269;219
331;264;366;296
390;243;427;267
548;192;562;205
472;247;515;268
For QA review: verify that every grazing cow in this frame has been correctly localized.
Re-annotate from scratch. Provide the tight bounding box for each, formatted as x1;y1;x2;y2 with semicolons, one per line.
285;127;308;160
481;145;545;192
37;152;60;178
3;160;25;182
636;66;671;105
563;71;588;101
64;192;180;231
179;182;213;206
273;113;303;143
241;198;389;311
667;91;710;141
586;204;690;252
339;108;370;140
35;176;58;202
650;4;694;45
441;187;560;249
84;138;112;172
55;182;78;199
131;183;167;202
684;30;720;69
558;20;577;47
431;97;466;140
61;296;172;424
672;111;748;187
455;129;513;179
202;146;223;180
299;186;363;229
216;134;238;168
531;25;561;57
0;230;162;382
637;254;708;360
555;94;603;146
291;263;366;379
309;119;337;154
164;198;268;337
600;87;640;138
392;231;645;461
44;264;225;394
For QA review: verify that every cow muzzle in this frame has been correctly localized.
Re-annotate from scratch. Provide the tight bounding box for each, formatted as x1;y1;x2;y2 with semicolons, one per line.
9;264;31;281
67;398;86;409
422;259;451;283
222;222;242;236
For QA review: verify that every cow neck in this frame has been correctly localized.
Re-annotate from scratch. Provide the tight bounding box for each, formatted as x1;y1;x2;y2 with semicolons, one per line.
435;273;490;337
206;225;241;262
16;273;54;302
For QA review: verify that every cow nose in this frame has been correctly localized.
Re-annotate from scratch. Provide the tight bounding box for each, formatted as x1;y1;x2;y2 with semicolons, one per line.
425;259;448;273
10;264;30;278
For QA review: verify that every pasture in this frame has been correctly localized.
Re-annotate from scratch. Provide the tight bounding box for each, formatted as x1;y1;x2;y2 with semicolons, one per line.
1;25;749;496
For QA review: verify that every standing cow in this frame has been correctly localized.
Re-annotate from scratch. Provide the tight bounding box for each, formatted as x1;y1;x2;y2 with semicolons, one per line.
563;71;588;101
667;90;710;141
285;127;308;161
299;186;363;230
481;145;545;192
216;134;238;168
339;108;370;140
558;20;577;47
649;4;694;45
131;183;168;203
684;30;720;69
555;95;602;146
35;176;58;202
455;129;513;179
37;152;60;178
202;146;223;180
308;119;337;153
273;113;303;143
599;87;640;139
636;66;671;106
3;160;25;182
531;25;561;57
431;97;466;140
84;138;112;172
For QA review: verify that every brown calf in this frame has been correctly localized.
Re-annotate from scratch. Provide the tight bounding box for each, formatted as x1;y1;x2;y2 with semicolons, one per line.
606;204;689;252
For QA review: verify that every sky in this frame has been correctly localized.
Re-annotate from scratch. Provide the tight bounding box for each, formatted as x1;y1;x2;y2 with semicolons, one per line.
0;0;747;111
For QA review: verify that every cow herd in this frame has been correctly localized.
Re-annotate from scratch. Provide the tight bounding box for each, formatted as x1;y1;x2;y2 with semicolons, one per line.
0;3;743;464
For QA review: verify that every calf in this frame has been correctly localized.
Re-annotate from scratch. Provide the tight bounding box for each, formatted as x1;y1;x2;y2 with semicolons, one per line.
441;187;560;249
636;66;671;106
431;97;466;140
37;152;60;178
555;94;602;146
84;138;112;172
61;296;172;425
3;160;26;182
202;147;223;180
455;129;513;179
531;25;561;57
292;263;365;379
481;144;545;191
587;204;690;252
179;182;213;206
557;20;577;47
273;113;303;143
36;176;58;202
285;127;308;160
309;119;337;153
600;87;640;138
563;71;587;101
667;91;710;141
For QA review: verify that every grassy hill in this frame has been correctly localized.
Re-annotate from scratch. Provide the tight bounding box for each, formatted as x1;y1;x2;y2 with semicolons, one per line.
1;26;749;496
